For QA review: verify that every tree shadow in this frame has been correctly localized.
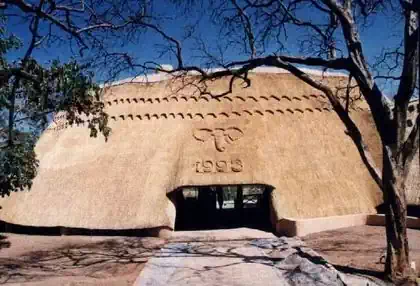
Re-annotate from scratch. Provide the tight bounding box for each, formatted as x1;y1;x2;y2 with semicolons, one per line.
0;236;389;285
0;235;10;250
141;238;383;285
0;237;164;284
333;264;384;280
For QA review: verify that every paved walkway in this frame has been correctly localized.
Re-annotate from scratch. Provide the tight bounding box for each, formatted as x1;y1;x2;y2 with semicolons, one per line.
134;228;385;286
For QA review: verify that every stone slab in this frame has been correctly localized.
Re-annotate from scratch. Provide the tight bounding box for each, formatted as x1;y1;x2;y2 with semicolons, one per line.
134;233;386;286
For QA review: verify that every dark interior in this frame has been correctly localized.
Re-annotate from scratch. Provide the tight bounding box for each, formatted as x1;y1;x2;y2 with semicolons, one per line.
172;184;273;231
376;204;420;217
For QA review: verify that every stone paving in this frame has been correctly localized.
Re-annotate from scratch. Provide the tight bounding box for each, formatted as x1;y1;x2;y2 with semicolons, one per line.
134;229;387;286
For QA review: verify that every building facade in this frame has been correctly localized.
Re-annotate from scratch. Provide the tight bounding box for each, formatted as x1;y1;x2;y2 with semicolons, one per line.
0;70;418;235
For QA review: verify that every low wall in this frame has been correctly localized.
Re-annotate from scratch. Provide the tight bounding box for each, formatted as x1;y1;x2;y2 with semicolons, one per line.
2;215;419;238
276;214;420;237
366;214;420;229
0;220;172;237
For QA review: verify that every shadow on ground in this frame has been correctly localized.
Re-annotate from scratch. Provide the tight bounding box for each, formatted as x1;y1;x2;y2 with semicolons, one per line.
303;226;420;278
0;236;10;251
136;237;387;286
0;237;164;285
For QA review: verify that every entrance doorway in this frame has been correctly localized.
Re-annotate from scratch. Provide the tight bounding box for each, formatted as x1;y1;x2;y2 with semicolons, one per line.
171;185;272;231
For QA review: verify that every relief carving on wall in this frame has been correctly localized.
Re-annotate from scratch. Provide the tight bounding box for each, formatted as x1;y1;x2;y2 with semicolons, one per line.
195;159;244;173
193;127;244;152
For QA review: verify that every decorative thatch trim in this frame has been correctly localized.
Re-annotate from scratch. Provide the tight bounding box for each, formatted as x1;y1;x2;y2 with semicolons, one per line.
103;93;332;106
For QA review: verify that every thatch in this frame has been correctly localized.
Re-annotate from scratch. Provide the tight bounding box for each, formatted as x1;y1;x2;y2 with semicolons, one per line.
357;98;419;206
0;72;387;230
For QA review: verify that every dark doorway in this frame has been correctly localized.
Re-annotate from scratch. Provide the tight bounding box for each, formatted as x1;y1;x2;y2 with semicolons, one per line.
172;185;272;231
377;204;420;217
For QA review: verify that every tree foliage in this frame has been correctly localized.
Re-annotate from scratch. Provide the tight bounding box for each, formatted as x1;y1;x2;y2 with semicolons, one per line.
0;17;110;197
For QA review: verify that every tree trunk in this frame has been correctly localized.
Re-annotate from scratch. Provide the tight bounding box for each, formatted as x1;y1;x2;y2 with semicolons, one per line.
383;150;415;284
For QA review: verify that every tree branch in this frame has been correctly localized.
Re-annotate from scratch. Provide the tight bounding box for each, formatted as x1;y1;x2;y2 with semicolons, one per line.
394;2;419;148
6;0;43;146
0;68;40;84
322;0;394;146
14;109;55;123
277;55;350;69
230;0;256;58
136;22;184;68
269;57;383;189
4;0;87;47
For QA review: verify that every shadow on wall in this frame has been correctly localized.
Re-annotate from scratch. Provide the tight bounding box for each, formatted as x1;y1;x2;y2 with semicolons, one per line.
0;221;171;237
169;184;274;232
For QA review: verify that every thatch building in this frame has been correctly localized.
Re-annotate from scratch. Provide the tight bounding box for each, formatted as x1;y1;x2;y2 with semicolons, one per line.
0;69;418;235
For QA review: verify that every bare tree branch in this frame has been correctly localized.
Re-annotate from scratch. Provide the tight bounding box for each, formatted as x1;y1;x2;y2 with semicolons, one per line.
394;2;419;151
230;0;257;58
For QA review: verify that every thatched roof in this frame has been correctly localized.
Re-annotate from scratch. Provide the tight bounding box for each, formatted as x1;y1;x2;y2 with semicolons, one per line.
359;98;419;206
0;72;389;230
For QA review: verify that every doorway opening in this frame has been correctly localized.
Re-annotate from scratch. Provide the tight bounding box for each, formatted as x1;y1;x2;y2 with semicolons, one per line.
171;184;273;231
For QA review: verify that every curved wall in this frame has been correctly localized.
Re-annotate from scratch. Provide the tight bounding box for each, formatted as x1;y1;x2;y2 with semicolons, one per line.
0;73;384;230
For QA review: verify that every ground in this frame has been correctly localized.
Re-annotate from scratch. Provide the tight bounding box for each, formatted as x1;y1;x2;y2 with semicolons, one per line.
303;226;420;279
0;235;165;285
0;226;419;285
135;234;352;286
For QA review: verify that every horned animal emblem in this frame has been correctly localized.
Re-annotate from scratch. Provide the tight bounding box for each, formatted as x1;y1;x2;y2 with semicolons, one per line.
193;127;244;152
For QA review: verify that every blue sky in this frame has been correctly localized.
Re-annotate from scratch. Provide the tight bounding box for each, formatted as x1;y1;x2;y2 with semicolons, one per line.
4;0;406;95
